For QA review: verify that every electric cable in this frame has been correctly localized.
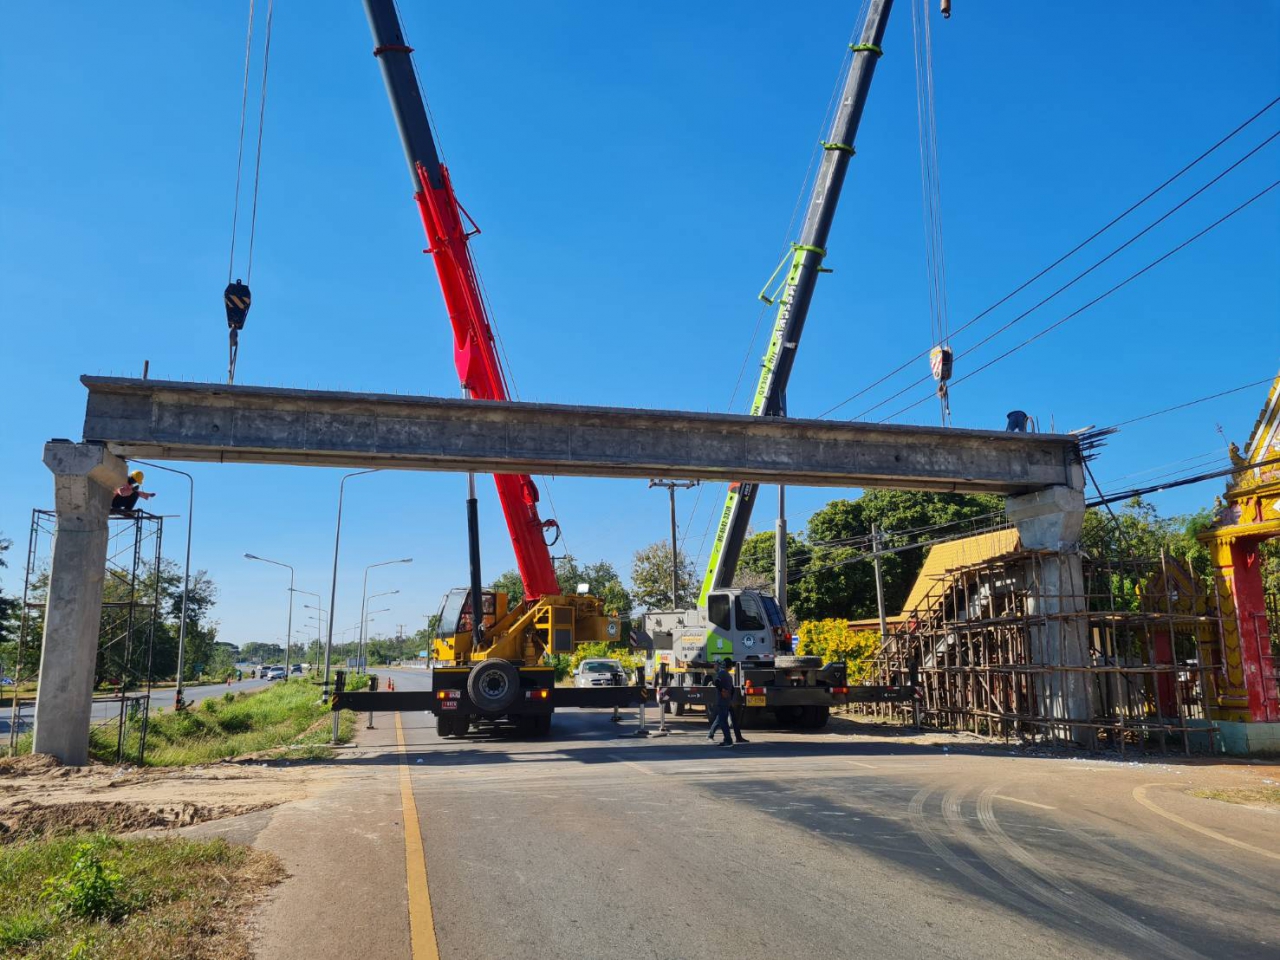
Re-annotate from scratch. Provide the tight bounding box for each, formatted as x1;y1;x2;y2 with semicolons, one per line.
885;179;1280;419
815;95;1280;421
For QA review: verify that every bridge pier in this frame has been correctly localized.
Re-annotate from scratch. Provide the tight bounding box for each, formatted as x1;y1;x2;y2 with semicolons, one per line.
32;441;127;765
1006;481;1091;743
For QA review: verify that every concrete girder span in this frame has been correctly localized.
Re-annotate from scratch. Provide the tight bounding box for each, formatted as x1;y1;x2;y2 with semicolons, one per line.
32;377;1087;763
79;377;1080;493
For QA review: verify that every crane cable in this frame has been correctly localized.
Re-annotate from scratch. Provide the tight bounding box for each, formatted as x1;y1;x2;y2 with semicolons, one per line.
911;0;952;424
224;0;275;384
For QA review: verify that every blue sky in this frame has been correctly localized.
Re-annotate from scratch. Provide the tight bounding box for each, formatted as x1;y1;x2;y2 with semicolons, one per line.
2;2;1277;648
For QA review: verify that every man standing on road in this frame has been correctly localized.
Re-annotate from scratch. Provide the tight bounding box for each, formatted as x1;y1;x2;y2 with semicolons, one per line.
707;657;748;747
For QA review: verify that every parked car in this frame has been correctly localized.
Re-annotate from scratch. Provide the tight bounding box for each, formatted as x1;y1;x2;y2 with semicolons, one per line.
573;658;627;688
264;666;286;681
290;664;303;675
0;677;14;686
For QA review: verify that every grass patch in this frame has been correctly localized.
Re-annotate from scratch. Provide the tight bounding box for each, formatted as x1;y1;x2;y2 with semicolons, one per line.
0;833;283;959
7;677;367;766
1192;786;1280;808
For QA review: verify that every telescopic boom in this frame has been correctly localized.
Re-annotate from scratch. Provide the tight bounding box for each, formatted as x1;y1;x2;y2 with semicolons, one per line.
363;0;560;601
698;0;894;606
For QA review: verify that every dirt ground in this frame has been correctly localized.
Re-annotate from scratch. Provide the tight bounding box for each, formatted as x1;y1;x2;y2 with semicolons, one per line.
0;749;358;842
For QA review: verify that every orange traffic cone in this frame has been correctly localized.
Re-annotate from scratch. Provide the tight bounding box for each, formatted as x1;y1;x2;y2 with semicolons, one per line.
388;678;395;691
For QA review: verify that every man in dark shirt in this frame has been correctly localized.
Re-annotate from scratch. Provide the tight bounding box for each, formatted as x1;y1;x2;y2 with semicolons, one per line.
707;657;748;746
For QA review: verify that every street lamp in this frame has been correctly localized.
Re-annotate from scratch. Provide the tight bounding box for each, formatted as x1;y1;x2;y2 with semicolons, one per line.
133;460;195;708
359;560;412;676
292;589;324;673
359;585;402;674
323;470;381;697
244;554;295;677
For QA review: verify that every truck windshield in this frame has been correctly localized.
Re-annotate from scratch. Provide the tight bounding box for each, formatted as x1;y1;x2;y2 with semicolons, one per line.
735;593;766;631
434;588;470;640
707;594;731;630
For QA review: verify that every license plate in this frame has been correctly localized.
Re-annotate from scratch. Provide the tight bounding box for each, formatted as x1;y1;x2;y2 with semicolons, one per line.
441;701;458;710
746;695;766;707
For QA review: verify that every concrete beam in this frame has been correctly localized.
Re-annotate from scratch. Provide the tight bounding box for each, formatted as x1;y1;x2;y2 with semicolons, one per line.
81;378;1082;495
33;441;128;765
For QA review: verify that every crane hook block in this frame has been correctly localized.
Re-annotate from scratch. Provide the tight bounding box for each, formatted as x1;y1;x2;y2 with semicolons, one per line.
224;280;252;331
929;345;953;382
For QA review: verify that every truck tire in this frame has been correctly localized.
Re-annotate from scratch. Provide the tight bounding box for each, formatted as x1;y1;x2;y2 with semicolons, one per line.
775;655;823;669
467;659;520;714
801;705;830;729
437;714;459;738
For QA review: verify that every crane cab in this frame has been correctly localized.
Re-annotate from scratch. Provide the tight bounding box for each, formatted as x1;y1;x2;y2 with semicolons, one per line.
430;587;510;663
642;588;789;678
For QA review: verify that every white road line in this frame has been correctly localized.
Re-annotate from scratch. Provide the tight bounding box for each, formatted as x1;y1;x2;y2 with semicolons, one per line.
993;794;1056;811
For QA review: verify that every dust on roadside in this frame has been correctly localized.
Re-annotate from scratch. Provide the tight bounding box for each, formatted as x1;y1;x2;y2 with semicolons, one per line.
0;749;352;842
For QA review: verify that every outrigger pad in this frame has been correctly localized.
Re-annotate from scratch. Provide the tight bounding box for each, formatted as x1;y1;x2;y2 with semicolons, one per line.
224;280;251;330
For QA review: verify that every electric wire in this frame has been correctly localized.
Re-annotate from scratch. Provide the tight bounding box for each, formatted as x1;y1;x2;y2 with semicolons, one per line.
1086;454;1280;508
879;177;1280;422
1102;377;1275;431
814;95;1280;421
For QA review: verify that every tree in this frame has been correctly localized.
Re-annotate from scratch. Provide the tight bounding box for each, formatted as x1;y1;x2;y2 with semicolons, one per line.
493;558;633;615
789;490;1003;621
631;541;697;611
736;530;806;592
239;641;284;663
489;569;525;603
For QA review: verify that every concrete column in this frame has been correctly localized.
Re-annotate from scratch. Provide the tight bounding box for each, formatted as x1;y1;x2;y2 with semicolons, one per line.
32;441;128;765
1006;481;1091;741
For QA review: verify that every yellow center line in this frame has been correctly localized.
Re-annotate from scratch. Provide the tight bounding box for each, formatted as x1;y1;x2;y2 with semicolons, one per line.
993;794;1056;811
396;714;441;960
1133;783;1280;862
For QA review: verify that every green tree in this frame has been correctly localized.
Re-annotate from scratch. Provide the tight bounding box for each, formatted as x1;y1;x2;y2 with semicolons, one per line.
240;641;284;663
489;568;525;603
789;490;1002;621
631;541;697;610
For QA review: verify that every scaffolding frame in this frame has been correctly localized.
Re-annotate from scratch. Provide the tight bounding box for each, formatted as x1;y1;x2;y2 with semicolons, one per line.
868;548;1225;755
6;508;164;762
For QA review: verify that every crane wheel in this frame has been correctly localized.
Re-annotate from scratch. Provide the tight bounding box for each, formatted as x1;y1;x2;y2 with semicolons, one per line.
467;659;520;714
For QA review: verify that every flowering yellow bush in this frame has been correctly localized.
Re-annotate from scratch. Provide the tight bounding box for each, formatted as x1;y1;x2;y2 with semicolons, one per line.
797;620;882;682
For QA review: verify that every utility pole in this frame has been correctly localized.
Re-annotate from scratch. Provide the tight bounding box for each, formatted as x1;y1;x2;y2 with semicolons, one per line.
775;394;788;620
872;523;889;642
649;480;699;609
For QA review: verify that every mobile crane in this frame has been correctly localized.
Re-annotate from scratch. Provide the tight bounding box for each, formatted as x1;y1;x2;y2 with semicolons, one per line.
640;0;918;727
359;0;641;736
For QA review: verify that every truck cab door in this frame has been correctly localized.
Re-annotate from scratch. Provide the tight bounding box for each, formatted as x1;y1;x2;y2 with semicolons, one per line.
705;592;735;662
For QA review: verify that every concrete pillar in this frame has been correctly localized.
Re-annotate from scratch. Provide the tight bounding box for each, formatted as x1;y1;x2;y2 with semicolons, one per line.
1006;481;1091;741
32;441;128;765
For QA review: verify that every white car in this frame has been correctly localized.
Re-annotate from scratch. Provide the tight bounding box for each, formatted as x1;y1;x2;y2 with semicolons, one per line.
573;658;627;688
264;666;286;681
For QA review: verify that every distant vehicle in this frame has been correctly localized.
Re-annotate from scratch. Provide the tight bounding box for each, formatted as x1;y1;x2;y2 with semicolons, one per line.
290;664;303;675
573;659;627;689
264;666;286;681
0;677;14;686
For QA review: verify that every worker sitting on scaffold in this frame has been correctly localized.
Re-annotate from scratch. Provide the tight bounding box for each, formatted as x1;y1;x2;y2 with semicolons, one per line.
110;470;157;516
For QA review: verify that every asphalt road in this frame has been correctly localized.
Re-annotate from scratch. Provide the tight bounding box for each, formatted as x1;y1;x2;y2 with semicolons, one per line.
186;666;1280;960
0;676;272;735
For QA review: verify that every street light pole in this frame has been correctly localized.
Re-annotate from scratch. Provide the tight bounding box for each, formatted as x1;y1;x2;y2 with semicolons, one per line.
292;589;323;674
245;554;295;676
648;479;699;608
324;470;380;698
132;460;194;707
359;588;400;674
360;559;412;673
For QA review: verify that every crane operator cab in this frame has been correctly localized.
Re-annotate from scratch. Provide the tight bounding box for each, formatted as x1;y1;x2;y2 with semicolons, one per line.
644;588;790;678
430;587;507;664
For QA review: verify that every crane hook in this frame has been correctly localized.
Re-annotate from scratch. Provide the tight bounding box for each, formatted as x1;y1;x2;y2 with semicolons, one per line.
224;279;251;384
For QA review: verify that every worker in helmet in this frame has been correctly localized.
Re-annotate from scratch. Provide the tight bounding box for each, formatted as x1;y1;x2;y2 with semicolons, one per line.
111;470;156;516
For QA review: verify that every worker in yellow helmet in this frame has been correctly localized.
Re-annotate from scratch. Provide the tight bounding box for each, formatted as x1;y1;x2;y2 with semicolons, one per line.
110;470;157;516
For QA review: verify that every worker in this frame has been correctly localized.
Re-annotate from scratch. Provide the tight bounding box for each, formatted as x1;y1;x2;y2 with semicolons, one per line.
110;470;156;516
707;657;748;746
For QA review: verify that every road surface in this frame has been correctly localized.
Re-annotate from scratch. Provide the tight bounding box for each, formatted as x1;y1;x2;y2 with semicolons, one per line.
177;666;1280;960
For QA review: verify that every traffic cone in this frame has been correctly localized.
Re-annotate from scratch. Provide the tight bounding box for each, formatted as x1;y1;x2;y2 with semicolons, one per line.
388;678;395;691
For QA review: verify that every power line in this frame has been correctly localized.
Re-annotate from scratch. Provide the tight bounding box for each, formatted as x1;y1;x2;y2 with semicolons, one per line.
815;95;1280;421
1103;377;1274;430
1086;454;1280;508
880;177;1280;421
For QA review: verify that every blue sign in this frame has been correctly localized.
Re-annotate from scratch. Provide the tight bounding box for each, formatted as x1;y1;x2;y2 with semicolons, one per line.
418;650;430;658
